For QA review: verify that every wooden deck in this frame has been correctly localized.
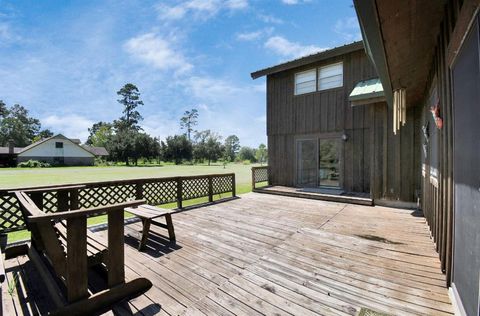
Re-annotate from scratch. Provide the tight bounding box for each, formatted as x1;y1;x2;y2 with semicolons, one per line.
3;193;453;315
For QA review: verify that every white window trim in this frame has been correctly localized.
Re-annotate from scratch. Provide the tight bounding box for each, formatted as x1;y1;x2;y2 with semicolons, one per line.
318;62;343;91
294;69;317;95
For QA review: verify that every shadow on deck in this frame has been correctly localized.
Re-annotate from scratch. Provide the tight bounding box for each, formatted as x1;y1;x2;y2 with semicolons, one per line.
3;192;453;315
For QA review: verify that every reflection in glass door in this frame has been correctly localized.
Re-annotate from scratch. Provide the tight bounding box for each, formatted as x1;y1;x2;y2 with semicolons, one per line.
318;139;340;187
296;139;317;187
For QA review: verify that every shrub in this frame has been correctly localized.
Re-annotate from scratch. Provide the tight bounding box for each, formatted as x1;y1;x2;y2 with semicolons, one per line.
18;160;51;168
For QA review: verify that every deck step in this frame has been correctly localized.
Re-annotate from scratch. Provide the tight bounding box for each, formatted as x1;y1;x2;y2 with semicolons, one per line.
253;186;373;206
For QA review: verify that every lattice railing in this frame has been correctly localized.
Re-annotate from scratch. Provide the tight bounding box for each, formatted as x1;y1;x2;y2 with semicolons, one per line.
252;166;269;189
0;173;236;234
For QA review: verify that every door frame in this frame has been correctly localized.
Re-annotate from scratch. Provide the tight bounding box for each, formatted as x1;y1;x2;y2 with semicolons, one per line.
294;131;344;189
450;11;480;316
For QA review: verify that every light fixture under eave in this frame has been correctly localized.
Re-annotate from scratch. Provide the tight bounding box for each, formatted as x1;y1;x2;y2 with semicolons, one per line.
393;88;406;135
342;133;348;141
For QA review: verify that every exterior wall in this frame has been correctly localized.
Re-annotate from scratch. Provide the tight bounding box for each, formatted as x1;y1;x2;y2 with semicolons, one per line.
370;103;421;203
17;138;93;158
17;156;94;166
267;49;377;193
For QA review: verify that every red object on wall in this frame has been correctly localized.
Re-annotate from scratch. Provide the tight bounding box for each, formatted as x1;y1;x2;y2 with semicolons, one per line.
430;103;443;129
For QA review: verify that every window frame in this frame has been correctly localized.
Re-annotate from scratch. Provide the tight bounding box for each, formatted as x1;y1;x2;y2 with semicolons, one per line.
318;61;343;91
294;69;317;96
55;142;64;149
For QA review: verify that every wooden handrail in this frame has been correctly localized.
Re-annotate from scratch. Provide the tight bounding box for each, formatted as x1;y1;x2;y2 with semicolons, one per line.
27;200;145;223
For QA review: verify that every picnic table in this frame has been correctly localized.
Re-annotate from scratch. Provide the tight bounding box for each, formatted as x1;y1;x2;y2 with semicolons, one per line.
125;204;176;251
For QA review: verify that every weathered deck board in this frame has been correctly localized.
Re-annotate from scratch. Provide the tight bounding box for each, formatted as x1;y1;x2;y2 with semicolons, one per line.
2;193;453;315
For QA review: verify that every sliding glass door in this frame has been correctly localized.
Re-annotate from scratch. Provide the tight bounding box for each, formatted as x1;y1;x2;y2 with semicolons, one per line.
296;137;341;188
296;139;317;187
319;139;341;188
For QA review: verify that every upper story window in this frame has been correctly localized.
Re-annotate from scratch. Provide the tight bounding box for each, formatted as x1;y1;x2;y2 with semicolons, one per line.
294;62;343;95
318;62;343;90
294;69;317;95
55;142;63;149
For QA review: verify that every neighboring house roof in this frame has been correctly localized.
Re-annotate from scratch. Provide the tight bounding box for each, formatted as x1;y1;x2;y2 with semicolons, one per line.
18;134;94;157
251;41;364;79
83;146;109;156
0;147;23;155
70;139;81;144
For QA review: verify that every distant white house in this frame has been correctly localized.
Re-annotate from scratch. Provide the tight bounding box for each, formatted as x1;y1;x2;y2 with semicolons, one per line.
0;134;109;166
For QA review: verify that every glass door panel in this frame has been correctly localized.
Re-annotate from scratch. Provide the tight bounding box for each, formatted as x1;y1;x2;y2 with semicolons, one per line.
296;139;317;187
318;139;340;187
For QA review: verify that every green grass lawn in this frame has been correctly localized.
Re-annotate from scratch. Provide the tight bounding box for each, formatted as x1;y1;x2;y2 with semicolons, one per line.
1;163;259;243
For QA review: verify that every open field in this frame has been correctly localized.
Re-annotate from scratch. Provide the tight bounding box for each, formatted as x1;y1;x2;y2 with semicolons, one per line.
0;163;258;191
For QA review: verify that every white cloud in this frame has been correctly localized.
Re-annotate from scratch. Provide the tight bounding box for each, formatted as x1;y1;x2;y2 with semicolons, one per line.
236;27;273;41
265;36;326;59
257;13;283;24
124;33;192;74
42;114;94;142
281;0;311;5
157;0;248;21
334;17;361;42
0;22;21;45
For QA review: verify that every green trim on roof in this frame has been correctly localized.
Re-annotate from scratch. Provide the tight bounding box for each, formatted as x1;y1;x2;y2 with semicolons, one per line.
349;78;385;101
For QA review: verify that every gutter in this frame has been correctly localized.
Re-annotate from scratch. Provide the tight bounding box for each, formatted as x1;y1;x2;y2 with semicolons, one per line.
353;0;394;107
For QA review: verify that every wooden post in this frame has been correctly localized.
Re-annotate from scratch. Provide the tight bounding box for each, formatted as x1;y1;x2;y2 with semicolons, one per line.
208;176;213;203
30;192;43;210
107;211;125;287
70;189;79;210
176;178;183;209
57;190;69;212
66;217;88;302
251;167;255;190
232;174;236;197
135;182;143;200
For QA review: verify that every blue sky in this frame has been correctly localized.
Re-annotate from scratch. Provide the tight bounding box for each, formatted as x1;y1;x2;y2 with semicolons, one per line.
0;0;360;146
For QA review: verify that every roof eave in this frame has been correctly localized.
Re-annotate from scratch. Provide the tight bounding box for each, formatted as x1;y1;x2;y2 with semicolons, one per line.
353;0;393;107
251;41;364;79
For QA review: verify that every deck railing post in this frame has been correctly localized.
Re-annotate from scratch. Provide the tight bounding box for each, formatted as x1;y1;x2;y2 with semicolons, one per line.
135;181;143;200
177;177;183;209
70;189;79;210
57;190;69;211
208;176;213;203
251;167;255;190
232;174;236;197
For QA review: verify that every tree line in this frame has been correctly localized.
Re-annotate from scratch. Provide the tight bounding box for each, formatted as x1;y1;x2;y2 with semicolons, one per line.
0;84;267;166
86;83;268;166
0;101;54;147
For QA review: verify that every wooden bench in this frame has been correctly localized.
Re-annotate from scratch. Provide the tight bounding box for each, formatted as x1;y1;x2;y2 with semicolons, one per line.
125;205;176;251
14;191;153;315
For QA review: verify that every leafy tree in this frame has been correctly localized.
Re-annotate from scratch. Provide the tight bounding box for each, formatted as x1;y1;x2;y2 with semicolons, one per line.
109;129;135;165
0;100;7;118
238;146;257;162
180;108;198;141
193;130;223;166
162;135;193;165
116;83;144;131
223;135;240;162
86;122;112;145
32;129;54;143
255;143;268;165
0;104;41;146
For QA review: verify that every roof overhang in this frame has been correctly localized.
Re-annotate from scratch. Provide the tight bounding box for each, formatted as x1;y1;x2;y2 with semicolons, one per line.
251;41;364;79
353;0;446;108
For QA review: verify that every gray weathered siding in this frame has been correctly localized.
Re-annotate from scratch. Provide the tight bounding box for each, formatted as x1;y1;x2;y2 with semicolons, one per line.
267;49;377;193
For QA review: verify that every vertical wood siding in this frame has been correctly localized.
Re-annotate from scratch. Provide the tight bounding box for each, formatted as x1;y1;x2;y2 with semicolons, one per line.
266;49;420;197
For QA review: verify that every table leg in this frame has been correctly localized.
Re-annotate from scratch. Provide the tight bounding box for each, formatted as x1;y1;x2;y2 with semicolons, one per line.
165;214;176;242
139;218;151;251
